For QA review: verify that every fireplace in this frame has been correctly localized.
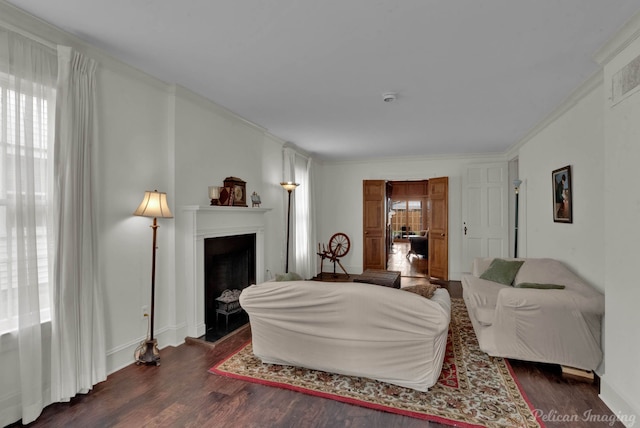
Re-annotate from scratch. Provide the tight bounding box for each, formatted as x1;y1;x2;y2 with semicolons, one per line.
179;205;269;339
204;234;256;334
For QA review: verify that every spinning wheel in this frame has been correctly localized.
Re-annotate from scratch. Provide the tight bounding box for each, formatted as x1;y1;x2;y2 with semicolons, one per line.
317;233;351;278
328;233;350;258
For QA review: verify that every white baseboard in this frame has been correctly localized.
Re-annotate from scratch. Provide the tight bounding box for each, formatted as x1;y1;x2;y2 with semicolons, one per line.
599;377;639;427
106;324;187;375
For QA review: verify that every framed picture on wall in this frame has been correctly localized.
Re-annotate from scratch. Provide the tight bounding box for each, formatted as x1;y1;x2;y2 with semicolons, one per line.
552;165;572;223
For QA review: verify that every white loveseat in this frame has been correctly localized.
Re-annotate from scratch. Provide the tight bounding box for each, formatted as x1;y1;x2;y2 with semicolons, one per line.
461;258;604;371
240;280;451;391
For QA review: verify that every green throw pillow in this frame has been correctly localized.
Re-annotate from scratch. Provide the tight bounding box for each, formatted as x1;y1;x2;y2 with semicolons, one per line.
479;259;525;286
275;272;303;282
515;282;565;290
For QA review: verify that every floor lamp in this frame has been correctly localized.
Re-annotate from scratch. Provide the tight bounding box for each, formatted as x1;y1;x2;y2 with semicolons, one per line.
134;190;173;365
513;179;522;258
280;182;299;273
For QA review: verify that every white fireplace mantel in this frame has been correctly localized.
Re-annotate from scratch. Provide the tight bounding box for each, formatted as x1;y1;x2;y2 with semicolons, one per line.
179;205;271;338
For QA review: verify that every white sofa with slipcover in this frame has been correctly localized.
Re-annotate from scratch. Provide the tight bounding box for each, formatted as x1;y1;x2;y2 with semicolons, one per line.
239;280;451;391
461;257;604;371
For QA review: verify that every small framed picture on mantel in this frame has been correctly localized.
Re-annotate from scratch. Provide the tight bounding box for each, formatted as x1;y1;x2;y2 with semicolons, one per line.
552;165;572;223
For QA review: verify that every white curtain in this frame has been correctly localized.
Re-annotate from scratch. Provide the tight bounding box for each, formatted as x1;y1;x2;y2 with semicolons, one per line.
283;147;316;278
50;46;106;402
0;29;57;425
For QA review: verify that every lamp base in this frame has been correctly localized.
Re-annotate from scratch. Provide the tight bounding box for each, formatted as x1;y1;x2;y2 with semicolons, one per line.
136;338;160;366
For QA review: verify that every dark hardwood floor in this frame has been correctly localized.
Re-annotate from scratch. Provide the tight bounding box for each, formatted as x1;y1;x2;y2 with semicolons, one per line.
388;241;428;278
12;281;622;428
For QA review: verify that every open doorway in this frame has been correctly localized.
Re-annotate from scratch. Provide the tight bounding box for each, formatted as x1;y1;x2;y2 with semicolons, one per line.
390;200;423;241
363;177;448;280
389;198;428;277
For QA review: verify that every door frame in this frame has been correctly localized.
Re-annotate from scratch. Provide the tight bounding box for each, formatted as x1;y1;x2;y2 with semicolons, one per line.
362;177;449;279
461;163;509;272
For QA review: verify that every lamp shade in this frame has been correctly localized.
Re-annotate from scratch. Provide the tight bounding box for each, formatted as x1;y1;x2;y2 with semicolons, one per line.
280;182;299;192
134;190;173;218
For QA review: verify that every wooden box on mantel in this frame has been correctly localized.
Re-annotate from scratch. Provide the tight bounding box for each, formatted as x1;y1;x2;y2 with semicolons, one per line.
223;176;247;207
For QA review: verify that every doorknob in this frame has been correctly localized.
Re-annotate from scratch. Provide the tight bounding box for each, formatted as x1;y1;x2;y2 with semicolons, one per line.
441;233;445;237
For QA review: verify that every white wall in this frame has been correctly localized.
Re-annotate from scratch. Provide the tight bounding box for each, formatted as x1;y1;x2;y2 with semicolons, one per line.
517;79;605;290
172;86;268;208
600;30;640;424
97;65;288;374
96;58;175;372
170;85;285;342
260;133;288;278
316;155;505;280
514;23;640;421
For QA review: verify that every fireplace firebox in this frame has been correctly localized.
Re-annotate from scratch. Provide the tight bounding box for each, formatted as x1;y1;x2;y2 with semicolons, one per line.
204;234;256;335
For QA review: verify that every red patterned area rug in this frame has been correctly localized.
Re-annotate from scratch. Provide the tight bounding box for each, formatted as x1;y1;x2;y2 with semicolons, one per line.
210;298;544;428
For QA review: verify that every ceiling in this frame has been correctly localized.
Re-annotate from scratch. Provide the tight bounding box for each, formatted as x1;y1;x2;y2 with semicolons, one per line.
6;1;640;161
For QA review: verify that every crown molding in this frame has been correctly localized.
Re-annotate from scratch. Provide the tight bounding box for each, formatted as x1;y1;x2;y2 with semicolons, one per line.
503;69;603;161
0;1;291;157
0;16;55;50
170;84;269;135
0;1;64;48
264;132;287;147
594;10;640;65
283;142;313;160
322;150;505;166
0;0;171;93
0;0;618;169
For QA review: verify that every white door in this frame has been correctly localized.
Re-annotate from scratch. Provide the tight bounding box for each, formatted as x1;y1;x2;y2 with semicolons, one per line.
462;163;509;272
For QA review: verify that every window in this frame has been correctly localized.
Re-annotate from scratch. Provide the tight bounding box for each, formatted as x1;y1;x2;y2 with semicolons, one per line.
391;200;423;240
0;72;53;334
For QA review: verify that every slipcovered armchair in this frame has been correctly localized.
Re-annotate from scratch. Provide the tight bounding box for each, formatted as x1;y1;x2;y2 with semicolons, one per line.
461;257;604;371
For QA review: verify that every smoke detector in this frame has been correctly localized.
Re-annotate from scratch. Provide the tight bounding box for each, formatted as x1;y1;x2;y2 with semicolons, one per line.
382;92;397;103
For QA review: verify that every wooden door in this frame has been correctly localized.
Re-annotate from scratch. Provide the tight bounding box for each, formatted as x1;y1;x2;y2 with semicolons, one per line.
427;177;449;279
363;180;387;270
